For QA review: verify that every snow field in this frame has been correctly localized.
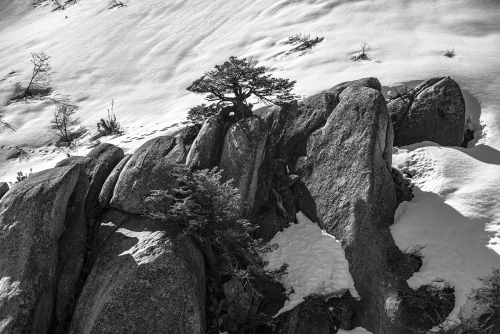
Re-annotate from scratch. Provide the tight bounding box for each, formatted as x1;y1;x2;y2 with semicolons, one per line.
265;212;359;316
391;144;500;322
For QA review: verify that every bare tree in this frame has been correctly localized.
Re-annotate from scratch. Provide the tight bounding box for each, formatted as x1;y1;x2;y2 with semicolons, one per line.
49;100;79;143
24;52;52;99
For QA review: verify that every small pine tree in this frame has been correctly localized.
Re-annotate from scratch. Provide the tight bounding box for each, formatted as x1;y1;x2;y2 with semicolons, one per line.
186;56;297;121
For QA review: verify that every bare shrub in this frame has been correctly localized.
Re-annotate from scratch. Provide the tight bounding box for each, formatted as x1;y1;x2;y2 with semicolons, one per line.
350;41;371;61
49;99;82;144
109;0;126;9
444;48;456;58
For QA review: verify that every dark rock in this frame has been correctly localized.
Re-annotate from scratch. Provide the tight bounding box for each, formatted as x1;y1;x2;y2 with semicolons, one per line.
0;166;80;333
223;278;261;325
68;211;206;334
296;84;405;331
98;154;132;207
219;117;268;214
254;78;384;221
389;77;466;146
461;128;475;148
0;182;9;200
186;115;226;170
110;136;179;215
391;167;414;206
255;204;287;242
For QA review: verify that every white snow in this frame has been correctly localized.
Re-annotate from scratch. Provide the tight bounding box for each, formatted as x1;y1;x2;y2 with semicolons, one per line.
265;212;359;315
391;144;500;323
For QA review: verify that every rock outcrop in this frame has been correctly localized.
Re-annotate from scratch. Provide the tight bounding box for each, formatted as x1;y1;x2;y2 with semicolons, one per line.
389;77;466;146
55;143;124;219
110;136;180;215
296;84;402;331
186;115;226;170
69;210;206;334
219;116;268;214
0;166;80;334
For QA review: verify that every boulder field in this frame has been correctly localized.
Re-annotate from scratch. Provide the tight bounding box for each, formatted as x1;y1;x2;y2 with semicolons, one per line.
0;77;467;334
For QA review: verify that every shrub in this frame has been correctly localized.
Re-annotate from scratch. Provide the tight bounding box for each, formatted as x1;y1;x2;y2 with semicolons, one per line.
472;268;500;308
187;103;221;125
282;33;325;53
97;100;123;136
49;99;81;144
350;41;371;61
444;48;456;58
186;56;297;121
9;169;33;186
109;0;126;8
146;165;287;332
401;284;455;330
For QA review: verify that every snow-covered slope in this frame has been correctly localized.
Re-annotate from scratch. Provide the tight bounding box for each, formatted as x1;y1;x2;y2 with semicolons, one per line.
1;0;500;329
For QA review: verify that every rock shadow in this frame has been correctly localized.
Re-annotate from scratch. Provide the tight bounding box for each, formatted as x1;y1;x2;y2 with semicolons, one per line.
392;187;500;318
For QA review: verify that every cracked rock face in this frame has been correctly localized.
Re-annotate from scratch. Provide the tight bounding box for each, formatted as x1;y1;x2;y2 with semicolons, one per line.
0;166;80;334
389;77;466;147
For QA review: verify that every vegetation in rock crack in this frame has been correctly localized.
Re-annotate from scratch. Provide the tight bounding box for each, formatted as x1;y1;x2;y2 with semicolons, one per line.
97;99;123;136
350;41;371;61
49;99;84;146
444;48;456;58
145;165;288;332
186;56;297;123
388;85;416;102
20;52;52;100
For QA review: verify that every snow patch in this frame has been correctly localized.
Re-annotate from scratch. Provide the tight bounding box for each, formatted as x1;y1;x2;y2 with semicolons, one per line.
265;212;359;315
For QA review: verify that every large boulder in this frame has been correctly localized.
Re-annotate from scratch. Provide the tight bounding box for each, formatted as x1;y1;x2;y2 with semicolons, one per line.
69;210;206;334
0;166;80;334
295;85;404;331
186;115;226;170
84;143;125;217
110;136;180;215
219;116;268;214
0;182;9;200
55;143;124;219
389;77;466;146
